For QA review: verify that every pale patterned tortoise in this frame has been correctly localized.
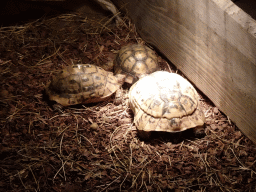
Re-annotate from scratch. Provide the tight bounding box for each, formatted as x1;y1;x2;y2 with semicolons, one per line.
45;64;125;106
114;44;160;84
128;71;205;139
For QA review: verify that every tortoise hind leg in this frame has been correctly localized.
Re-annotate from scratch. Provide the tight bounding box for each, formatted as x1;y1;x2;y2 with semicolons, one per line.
193;125;205;137
137;130;152;140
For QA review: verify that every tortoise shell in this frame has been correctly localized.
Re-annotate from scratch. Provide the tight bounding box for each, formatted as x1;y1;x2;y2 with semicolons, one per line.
128;71;205;138
114;44;159;84
46;64;125;106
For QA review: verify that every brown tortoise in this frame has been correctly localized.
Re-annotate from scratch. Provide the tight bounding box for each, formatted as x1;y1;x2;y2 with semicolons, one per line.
45;64;125;106
128;71;205;139
113;44;160;84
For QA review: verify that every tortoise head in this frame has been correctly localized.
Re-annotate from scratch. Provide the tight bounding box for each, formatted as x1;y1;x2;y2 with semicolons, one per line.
115;74;127;86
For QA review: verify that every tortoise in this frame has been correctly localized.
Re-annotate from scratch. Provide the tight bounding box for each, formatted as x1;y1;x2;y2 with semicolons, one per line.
113;44;160;84
45;64;125;106
128;71;205;139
